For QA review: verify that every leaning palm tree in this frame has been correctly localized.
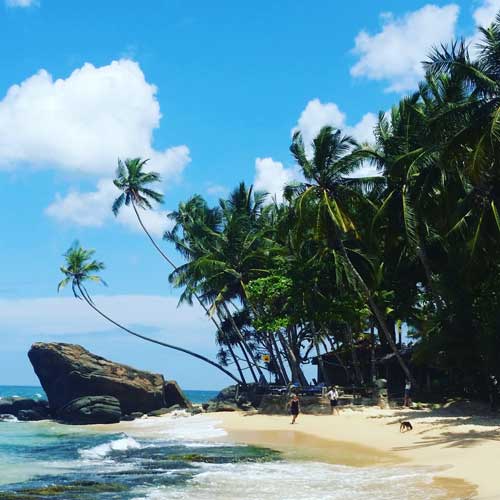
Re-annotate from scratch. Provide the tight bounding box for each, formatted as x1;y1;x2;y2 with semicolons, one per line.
57;241;242;384
288;126;416;385
112;158;249;385
112;158;179;267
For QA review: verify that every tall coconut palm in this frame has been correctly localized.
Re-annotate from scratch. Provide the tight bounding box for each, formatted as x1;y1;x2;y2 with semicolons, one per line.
166;186;273;383
57;241;242;384
424;20;500;255
288;126;416;385
112;158;248;385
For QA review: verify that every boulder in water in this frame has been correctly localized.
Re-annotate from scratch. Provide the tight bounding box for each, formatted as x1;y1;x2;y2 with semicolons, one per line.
28;343;166;415
164;380;191;408
58;396;121;424
0;397;50;420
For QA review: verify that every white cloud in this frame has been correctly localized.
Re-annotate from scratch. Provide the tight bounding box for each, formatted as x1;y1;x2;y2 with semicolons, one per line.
292;98;378;148
350;4;459;92
253;157;300;203
0;294;211;348
289;99;381;178
473;0;500;27
5;0;36;7
45;178;172;238
205;183;229;198
346;112;378;144
292;99;346;150
0;59;190;177
468;0;500;55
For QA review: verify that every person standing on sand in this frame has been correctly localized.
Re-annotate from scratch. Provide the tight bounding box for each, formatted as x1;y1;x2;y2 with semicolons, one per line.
403;379;412;407
326;386;339;415
289;394;300;424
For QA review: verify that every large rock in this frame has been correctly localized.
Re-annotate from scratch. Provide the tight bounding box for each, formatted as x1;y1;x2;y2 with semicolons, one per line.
164;380;191;408
28;343;166;415
58;396;121;425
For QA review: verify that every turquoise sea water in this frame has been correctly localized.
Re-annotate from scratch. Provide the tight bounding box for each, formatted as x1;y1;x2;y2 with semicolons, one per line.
0;386;218;405
0;386;457;499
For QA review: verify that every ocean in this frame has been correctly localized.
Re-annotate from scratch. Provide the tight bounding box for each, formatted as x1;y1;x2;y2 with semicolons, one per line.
0;386;457;499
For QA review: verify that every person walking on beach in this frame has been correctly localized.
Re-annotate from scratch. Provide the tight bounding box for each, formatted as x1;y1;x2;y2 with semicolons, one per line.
326;386;339;415
289;393;300;424
403;379;412;407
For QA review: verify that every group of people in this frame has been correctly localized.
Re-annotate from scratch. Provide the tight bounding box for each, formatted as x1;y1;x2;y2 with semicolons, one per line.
288;385;340;424
289;380;414;423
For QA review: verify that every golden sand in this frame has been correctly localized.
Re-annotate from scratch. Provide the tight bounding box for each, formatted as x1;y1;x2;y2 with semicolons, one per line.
208;408;500;499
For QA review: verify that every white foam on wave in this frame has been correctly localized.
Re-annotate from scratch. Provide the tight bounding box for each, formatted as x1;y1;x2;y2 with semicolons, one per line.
0;415;18;423
130;412;228;444
136;461;445;500
79;436;141;460
160;414;227;442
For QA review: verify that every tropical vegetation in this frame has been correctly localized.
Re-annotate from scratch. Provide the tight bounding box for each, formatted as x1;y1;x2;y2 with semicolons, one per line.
58;16;500;400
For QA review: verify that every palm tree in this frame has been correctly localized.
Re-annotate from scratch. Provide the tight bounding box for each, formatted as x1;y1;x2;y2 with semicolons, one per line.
112;158;248;385
57;241;242;384
288;126;416;385
424;21;500;256
166;186;273;384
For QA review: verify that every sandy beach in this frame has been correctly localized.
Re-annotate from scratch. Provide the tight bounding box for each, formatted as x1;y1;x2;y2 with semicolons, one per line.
204;407;500;500
93;404;500;499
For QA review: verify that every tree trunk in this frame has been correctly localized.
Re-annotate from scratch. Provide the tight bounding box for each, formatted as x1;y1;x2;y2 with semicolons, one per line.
77;283;242;384
310;324;329;385
278;330;306;385
266;333;287;384
338;241;417;387
271;333;290;384
131;200;248;385
215;310;251;385
348;326;364;386
226;341;247;385
370;322;377;384
313;337;329;386
221;303;267;384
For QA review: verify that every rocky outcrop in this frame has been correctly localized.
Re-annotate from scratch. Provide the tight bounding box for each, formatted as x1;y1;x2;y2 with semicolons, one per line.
58;396;121;425
209;384;260;412
164;380;191;409
28;343;166;417
0;397;51;420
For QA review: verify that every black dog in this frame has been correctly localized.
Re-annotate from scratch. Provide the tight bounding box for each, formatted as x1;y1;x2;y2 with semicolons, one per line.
400;421;413;432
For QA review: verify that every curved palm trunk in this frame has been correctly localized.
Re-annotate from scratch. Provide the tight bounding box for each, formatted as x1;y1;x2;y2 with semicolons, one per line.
221;303;268;384
338;241;416;387
271;333;290;384
310;324;329;386
77;283;242;384
347;326;364;385
131;200;248;385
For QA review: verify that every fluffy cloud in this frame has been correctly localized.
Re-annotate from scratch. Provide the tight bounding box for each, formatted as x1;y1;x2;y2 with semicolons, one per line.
0;59;190;177
5;0;36;7
253;157;300;203
292;99;346;149
292;98;378;147
468;0;500;54
290;99;381;178
350;4;459;92
45;178;172;237
473;0;500;27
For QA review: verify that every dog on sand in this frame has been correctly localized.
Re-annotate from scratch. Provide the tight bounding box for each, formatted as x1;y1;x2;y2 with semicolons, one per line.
400;420;413;432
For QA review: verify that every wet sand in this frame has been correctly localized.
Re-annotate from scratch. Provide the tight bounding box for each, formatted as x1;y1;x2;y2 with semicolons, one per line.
208;408;500;499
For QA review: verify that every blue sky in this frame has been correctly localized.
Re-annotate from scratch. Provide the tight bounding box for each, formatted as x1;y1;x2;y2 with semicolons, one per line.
0;0;497;389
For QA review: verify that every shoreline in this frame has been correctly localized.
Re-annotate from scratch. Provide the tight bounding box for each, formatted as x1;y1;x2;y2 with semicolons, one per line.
202;407;500;499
